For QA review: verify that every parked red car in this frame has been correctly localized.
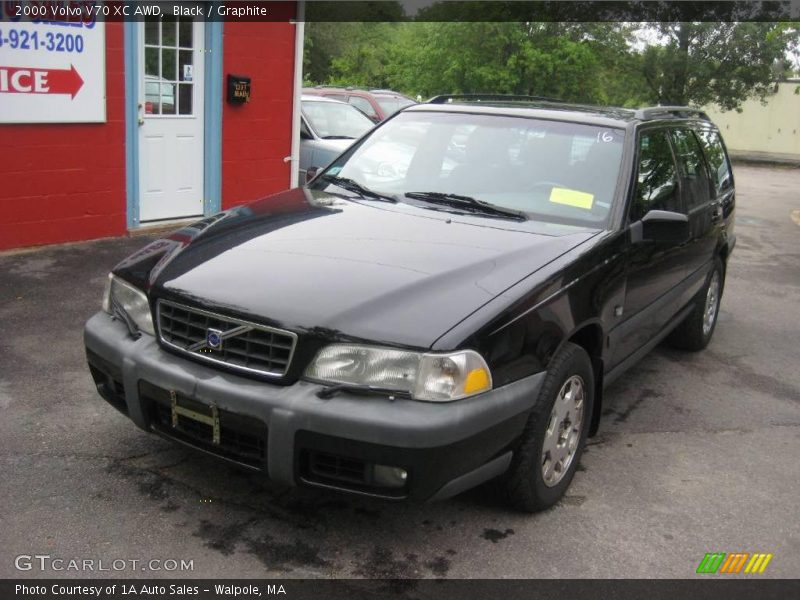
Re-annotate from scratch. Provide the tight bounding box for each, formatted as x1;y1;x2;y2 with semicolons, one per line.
302;86;416;123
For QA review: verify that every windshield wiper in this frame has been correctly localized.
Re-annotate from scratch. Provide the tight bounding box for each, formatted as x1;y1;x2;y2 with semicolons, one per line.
404;192;527;221
318;175;397;203
321;135;354;140
316;383;411;400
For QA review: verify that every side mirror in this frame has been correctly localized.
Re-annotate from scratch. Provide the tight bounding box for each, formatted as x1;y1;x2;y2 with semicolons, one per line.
630;209;689;244
305;167;320;184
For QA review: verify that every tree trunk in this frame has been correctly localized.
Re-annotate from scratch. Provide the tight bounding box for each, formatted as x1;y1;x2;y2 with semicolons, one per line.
668;23;691;105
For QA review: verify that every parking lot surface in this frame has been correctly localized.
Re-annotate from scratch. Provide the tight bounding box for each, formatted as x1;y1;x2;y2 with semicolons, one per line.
1;164;798;580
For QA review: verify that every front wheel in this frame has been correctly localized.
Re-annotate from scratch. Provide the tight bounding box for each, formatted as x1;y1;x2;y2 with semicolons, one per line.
668;257;724;351
500;342;594;512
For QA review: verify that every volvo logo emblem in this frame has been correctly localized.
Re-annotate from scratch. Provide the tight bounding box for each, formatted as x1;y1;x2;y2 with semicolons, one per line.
206;328;223;350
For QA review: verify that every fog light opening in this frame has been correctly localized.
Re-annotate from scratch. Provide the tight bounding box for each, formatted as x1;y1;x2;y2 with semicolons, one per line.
372;465;408;489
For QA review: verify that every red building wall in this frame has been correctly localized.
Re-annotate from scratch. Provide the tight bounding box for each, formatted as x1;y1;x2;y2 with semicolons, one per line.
0;13;298;251
0;22;127;251
221;14;297;208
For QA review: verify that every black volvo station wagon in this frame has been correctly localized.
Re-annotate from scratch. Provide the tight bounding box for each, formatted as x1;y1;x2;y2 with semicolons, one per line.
85;95;735;511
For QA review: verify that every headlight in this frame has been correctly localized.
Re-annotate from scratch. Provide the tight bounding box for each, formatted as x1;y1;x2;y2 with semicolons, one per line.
304;344;492;402
102;273;155;336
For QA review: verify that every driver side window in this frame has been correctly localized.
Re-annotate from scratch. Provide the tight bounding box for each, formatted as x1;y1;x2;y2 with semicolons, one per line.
630;130;682;222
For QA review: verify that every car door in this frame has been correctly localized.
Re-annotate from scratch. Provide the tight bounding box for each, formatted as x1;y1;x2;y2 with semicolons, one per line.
695;127;736;231
610;127;691;366
669;128;718;284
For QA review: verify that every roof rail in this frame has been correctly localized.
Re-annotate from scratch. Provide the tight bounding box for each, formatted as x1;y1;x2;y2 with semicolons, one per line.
311;85;360;90
635;106;710;120
428;94;563;105
369;88;408;95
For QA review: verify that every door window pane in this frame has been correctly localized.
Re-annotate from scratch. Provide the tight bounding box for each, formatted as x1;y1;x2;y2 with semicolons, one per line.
145;20;159;45
162;17;177;47
178;50;193;81
631;130;681;221
160;83;176;115
144;80;160;114
179;18;193;48
161;48;177;81
696;130;733;193
670;129;712;209
144;47;159;77
178;84;193;115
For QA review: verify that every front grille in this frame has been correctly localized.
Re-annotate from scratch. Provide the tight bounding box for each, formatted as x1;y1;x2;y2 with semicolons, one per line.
157;300;297;378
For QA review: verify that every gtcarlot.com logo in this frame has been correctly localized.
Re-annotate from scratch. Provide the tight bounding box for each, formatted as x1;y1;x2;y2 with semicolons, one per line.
14;554;194;572
696;552;773;574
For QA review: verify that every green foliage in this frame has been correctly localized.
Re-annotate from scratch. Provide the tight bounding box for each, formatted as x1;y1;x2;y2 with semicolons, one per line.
640;22;799;110
304;20;798;110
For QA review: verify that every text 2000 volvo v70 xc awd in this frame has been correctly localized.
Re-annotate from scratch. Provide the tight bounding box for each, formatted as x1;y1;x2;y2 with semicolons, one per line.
85;96;735;511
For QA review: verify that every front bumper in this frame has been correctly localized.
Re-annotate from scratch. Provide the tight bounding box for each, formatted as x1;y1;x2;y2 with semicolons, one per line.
84;312;545;501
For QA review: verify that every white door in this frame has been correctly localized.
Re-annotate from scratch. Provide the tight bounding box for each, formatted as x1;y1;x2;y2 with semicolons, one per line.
138;17;204;222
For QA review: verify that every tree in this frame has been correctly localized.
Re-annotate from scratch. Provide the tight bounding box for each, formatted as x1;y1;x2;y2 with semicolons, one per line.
640;22;799;110
303;2;407;85
322;22;643;103
303;18;798;110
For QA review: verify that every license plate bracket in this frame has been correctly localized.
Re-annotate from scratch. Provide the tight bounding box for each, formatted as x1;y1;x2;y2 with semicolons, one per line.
170;390;220;445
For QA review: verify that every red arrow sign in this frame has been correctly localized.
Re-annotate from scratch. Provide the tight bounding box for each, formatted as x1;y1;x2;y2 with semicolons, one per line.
0;64;84;99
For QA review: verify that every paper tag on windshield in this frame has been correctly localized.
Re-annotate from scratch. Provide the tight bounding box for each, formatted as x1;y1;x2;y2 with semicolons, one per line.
549;187;594;210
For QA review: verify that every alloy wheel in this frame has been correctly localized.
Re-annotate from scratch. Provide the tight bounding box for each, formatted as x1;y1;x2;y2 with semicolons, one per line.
541;375;585;487
703;270;721;336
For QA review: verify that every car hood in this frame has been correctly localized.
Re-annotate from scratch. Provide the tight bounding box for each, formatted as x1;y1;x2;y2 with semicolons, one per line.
115;188;599;348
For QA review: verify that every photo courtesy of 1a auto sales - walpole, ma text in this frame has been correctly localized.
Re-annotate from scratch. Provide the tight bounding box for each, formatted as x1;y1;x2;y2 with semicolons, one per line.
1;1;799;599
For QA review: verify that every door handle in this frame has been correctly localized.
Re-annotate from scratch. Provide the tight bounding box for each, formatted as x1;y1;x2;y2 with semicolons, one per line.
138;117;145;126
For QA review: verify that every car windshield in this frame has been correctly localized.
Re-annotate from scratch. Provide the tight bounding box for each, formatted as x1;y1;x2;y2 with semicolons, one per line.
302;100;375;140
375;96;416;117
314;111;625;227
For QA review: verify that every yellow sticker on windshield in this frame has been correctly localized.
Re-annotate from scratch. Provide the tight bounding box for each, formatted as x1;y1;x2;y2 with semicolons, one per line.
549;187;594;210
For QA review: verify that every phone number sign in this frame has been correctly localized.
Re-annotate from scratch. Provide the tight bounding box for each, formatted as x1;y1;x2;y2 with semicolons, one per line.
0;7;105;123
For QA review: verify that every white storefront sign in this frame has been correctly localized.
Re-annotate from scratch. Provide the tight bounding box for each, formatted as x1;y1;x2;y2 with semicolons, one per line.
0;9;105;123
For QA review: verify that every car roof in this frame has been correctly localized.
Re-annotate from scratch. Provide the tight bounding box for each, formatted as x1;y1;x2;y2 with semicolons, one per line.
369;90;415;99
407;96;712;129
304;86;415;101
300;94;349;104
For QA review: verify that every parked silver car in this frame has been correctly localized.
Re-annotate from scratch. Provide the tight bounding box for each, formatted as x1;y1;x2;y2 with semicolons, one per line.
299;95;375;181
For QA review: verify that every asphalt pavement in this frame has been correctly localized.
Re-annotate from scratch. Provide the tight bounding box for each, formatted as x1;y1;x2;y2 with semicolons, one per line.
1;164;798;580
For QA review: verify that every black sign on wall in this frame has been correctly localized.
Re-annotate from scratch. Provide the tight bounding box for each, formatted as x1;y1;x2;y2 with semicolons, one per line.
227;74;251;104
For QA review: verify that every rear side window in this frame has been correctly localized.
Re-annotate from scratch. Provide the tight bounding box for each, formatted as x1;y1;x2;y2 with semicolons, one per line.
670;129;712;209
376;96;415;117
349;95;378;118
695;130;734;194
631;130;681;221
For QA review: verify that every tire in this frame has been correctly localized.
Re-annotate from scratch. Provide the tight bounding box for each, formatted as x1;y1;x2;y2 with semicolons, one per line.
499;342;594;512
667;257;724;352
